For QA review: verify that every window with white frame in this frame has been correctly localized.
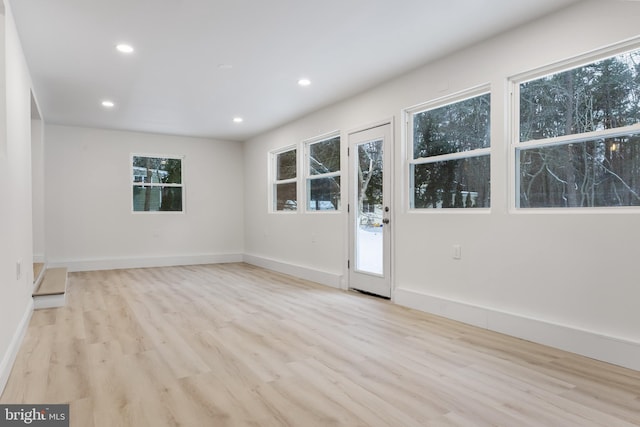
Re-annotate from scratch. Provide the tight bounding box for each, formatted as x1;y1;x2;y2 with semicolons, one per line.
306;134;341;211
272;147;297;211
132;155;184;212
514;45;640;208
408;88;491;209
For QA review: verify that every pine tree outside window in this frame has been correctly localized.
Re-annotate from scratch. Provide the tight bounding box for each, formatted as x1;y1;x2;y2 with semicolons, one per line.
407;87;491;209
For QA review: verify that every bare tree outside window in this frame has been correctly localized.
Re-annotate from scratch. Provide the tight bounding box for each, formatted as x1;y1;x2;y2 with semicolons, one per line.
307;135;341;211
517;48;640;208
273;148;298;211
358;140;383;216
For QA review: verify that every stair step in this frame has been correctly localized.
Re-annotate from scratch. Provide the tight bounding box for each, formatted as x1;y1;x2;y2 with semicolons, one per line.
33;267;67;309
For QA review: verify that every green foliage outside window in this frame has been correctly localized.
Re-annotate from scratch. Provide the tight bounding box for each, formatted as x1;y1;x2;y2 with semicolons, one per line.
132;156;183;212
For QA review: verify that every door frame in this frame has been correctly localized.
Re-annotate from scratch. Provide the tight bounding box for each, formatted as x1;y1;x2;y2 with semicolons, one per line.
346;118;394;298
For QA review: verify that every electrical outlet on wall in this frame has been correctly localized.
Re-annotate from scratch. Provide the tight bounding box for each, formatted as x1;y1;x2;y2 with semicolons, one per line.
452;245;462;260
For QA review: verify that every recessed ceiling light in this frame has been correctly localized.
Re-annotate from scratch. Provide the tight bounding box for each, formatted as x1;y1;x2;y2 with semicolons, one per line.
233;117;243;123
116;44;134;54
217;64;233;70
298;78;311;87
101;100;115;108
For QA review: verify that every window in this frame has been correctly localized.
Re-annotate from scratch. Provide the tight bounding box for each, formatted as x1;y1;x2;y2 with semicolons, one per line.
408;88;491;209
132;155;183;212
306;134;341;211
272;147;297;211
514;45;640;208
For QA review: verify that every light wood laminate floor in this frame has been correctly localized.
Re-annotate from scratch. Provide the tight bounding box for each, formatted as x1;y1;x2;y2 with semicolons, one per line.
2;263;639;426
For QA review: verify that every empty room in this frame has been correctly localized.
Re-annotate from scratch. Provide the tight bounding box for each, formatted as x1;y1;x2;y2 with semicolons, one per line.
1;0;640;426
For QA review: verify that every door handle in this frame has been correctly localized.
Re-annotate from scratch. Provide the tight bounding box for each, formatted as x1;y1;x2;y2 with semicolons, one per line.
382;218;390;224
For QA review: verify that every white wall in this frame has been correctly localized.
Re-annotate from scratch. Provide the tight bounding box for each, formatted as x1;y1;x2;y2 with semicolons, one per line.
31;117;45;261
45;125;244;271
0;3;36;392
244;0;640;370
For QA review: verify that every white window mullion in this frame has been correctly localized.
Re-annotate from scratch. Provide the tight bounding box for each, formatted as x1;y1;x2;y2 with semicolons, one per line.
518;123;640;150
412;147;491;165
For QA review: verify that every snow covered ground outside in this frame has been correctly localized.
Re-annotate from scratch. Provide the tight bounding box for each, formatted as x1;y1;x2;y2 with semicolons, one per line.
356;226;383;275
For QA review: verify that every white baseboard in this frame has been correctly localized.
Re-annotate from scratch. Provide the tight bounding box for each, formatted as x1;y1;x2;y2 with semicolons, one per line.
243;254;343;289
0;299;33;397
47;253;244;272
394;287;640;372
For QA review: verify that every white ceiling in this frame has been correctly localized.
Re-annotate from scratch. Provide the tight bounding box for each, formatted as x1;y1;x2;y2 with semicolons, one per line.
9;0;580;142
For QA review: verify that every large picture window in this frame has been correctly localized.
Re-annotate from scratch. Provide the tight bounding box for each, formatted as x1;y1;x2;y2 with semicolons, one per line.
272;147;297;211
132;155;184;212
408;88;491;209
514;45;640;208
305;134;341;211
